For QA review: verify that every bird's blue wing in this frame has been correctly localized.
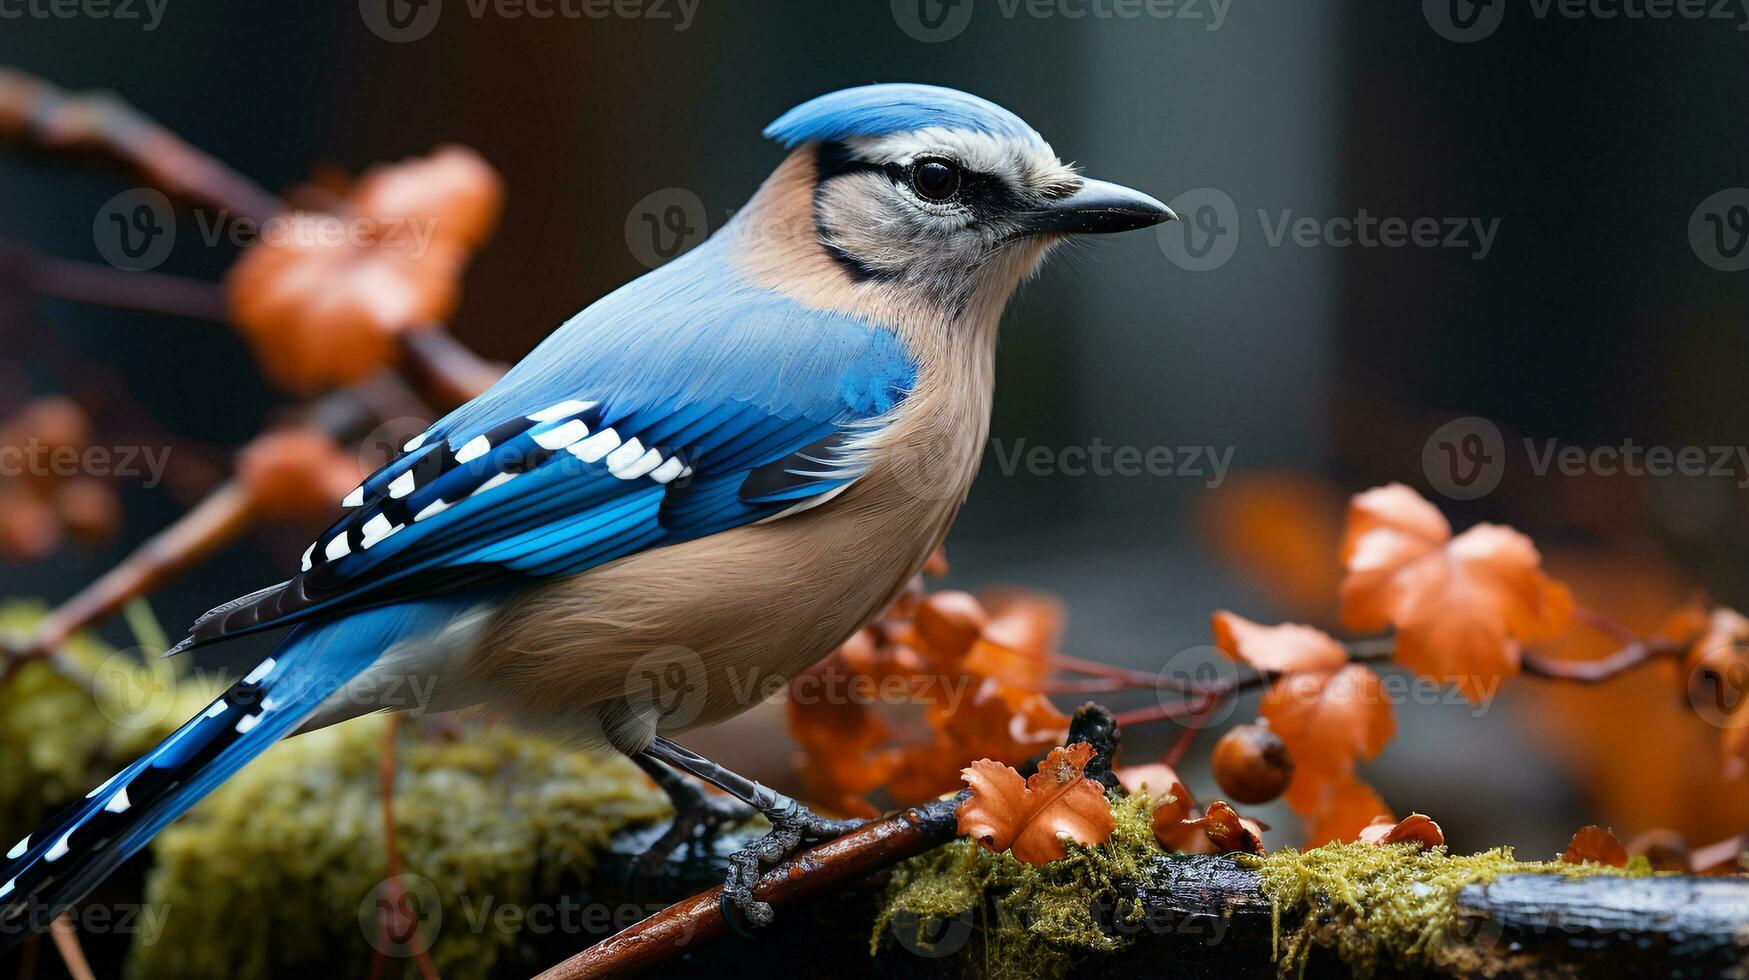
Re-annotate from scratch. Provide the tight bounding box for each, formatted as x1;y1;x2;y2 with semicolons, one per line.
175;244;917;650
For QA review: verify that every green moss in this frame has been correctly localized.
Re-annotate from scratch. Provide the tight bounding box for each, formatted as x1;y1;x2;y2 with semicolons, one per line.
1247;841;1653;978
0;602;201;839
876;791;1662;980
873;793;1160;979
134;716;669;980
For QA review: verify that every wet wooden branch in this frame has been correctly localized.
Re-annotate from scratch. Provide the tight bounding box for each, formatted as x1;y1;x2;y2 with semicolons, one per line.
537;795;965;980
560;828;1749;980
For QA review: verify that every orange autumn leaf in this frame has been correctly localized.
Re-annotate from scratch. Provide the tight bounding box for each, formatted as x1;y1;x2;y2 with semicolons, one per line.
914;590;988;661
962;588;1066;688
0;397;119;558
349;144;503;250
937;677;1071;766
1262;664;1394;779
1339;483;1574;702
1358;813;1445;850
957;742;1116;865
1182;800;1265;855
226;146;503;392
1192;470;1346;621
1291;775;1392;848
1213;611;1348;674
785;661;893;818
235;428;366;520
1562;825;1629;866
1117;764;1209;852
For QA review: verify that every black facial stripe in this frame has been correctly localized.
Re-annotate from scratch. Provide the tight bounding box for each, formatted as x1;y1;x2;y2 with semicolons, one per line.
820;241;899;283
814;141;889;183
813;142;900;282
958;170;1028;224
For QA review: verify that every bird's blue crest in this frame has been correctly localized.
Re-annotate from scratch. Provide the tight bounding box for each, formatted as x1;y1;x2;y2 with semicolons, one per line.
763;83;1041;148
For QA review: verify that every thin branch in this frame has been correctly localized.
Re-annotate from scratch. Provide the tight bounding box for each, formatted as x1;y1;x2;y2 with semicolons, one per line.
16;481;254;660
1521;636;1688;683
398;328;506;410
373;714;441;980
4;379;397;668
47;914;95;980
10;246;229;322
0;69;282;222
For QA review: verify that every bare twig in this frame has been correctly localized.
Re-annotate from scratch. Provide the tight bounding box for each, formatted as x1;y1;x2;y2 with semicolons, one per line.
371;715;441;980
13;246;229;322
0;69;281;222
46;914;95;980
399;328;507;409
4;379;397;668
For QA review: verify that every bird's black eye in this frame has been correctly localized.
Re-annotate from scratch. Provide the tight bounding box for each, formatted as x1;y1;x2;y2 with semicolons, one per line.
911;158;960;202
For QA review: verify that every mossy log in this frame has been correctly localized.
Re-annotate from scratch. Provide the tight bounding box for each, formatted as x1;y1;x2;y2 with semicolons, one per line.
580;825;1749;979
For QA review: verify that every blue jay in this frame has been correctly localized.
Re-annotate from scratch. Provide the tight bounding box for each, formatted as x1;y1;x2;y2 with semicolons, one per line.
0;83;1172;938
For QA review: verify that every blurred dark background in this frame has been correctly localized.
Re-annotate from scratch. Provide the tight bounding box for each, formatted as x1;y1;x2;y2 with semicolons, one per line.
3;1;1748;855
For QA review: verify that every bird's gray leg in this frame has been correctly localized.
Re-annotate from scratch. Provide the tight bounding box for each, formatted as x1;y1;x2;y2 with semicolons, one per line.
639;736;863;927
629;753;755;876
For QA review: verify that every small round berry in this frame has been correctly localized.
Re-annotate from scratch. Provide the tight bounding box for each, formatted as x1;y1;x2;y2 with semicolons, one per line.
1212;723;1294;804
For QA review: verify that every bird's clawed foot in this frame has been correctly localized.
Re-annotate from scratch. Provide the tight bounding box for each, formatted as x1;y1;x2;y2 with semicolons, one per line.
633;736;863;930
632;785;755;885
720;799;861;929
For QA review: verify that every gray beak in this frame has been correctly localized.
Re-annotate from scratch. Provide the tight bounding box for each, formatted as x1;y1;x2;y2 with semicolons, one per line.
1019;178;1178;235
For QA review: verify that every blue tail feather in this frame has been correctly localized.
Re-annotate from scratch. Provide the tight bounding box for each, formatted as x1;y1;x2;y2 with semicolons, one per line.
0;600;444;950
